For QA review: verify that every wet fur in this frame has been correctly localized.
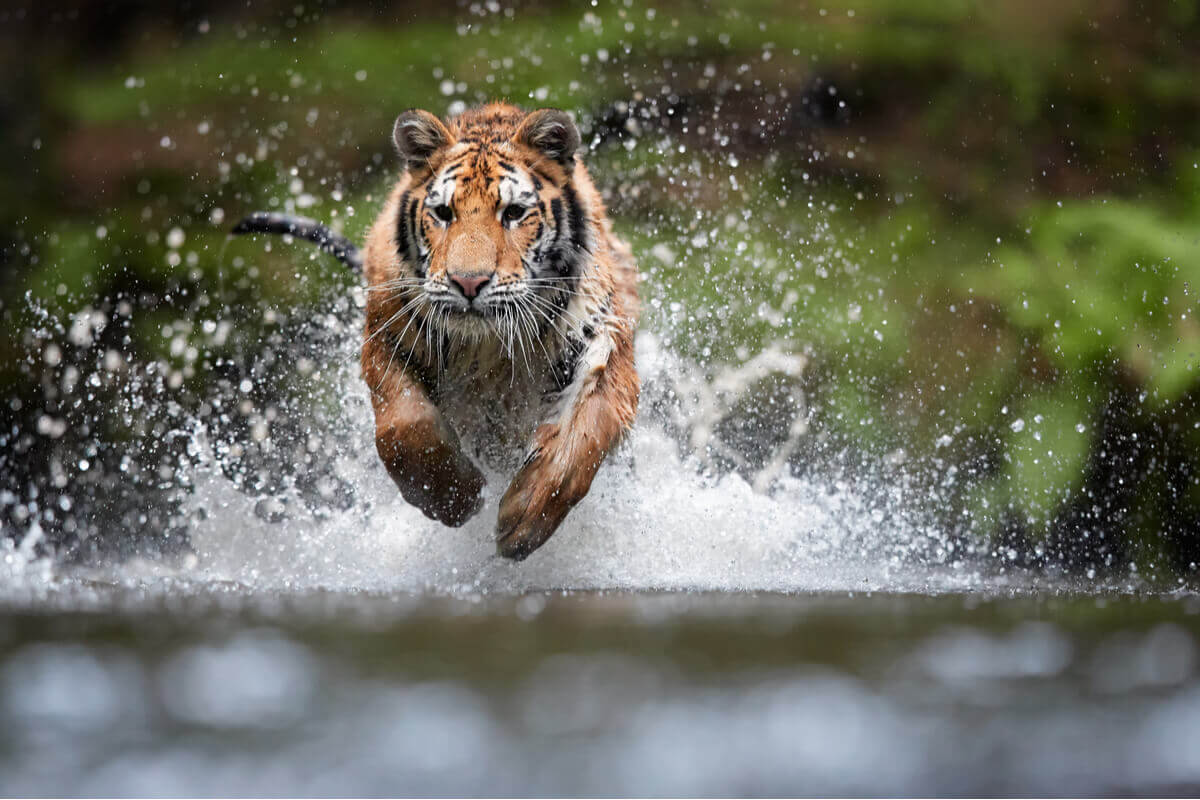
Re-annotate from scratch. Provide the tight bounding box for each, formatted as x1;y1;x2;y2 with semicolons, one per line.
360;103;640;559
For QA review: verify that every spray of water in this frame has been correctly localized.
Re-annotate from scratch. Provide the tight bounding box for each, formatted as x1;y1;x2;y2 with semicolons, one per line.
3;297;985;600
0;109;1023;600
181;335;943;593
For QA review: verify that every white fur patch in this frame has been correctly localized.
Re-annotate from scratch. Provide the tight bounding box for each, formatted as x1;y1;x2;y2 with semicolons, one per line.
498;171;537;216
551;331;614;426
425;170;457;217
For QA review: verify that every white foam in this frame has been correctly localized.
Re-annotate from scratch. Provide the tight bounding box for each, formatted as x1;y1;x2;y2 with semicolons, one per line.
1;328;976;599
170;332;961;595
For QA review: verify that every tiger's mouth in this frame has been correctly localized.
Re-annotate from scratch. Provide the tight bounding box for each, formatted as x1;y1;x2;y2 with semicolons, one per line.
426;292;488;316
424;294;514;334
425;288;560;347
425;282;534;316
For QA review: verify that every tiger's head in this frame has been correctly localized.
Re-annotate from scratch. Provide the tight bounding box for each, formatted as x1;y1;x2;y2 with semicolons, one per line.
389;104;591;336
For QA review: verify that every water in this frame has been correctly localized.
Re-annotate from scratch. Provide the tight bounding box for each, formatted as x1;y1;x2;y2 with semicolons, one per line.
3;327;1199;795
1;588;1198;796
4;206;1194;793
20;328;952;597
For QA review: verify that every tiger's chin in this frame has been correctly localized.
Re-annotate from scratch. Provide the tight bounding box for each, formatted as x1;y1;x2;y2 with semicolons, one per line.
429;301;513;341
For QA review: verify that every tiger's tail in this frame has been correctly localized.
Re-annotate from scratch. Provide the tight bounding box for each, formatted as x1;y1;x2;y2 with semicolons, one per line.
231;212;362;272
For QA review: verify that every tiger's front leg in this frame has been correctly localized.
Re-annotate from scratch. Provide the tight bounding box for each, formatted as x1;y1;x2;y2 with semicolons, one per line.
364;352;485;527
496;327;639;560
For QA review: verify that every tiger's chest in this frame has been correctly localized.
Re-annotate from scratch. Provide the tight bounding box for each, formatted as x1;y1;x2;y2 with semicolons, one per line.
431;343;557;471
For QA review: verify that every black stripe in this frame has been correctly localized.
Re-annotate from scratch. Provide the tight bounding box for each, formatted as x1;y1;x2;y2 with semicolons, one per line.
497;160;516;172
548;197;566;268
532;198;553;267
529;220;546;267
562;183;589;255
550;197;565;238
395;191;411;261
408;199;423;275
549;196;574;277
549;284;571;315
530;173;543;191
551;337;586;391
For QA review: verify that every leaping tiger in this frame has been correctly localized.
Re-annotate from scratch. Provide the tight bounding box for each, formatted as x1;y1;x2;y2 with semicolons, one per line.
234;103;640;560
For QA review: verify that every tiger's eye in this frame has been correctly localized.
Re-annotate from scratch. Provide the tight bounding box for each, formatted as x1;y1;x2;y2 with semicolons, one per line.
432;204;454;223
502;204;527;225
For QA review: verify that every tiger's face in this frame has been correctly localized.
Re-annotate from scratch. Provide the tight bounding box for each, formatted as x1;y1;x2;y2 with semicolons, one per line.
391;105;589;337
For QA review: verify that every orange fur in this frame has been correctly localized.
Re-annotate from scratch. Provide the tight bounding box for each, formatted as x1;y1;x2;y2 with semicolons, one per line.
359;103;640;559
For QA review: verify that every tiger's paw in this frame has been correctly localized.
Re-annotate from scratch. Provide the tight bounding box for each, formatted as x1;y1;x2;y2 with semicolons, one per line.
421;465;486;527
495;425;582;560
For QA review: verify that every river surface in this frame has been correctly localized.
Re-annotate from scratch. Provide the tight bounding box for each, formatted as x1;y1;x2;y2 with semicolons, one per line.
3;441;1199;799
2;574;1198;796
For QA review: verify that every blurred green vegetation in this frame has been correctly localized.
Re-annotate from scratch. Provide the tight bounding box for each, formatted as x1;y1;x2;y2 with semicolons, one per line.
1;0;1198;579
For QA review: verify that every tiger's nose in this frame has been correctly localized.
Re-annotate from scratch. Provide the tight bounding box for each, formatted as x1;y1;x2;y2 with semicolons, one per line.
449;273;491;299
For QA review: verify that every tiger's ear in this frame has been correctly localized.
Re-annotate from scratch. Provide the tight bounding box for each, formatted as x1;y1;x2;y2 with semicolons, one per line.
393;110;453;168
515;108;581;167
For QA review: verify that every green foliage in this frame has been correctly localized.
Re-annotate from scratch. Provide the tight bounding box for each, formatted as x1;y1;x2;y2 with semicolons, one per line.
983;199;1200;403
1004;379;1094;530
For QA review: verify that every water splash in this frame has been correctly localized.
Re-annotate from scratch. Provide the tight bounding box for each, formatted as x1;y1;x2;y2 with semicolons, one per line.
95;321;976;594
3;303;975;598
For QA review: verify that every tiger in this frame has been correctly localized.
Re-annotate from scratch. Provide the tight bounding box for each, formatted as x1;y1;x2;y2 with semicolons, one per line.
234;103;640;560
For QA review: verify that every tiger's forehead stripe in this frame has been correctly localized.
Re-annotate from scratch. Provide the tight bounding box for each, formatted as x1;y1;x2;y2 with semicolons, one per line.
390;115;590;289
421;141;545;212
498;169;537;210
425;168;457;209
